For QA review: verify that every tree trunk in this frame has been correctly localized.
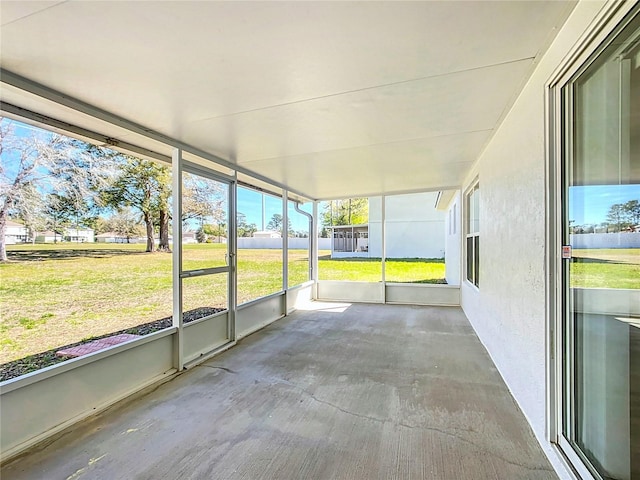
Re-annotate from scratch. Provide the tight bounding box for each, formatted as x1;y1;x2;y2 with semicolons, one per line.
144;212;154;252
0;210;8;262
158;208;171;252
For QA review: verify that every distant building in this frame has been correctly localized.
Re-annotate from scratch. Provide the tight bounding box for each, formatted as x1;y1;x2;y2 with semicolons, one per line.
63;228;94;243
253;230;281;239
182;231;197;244
35;231;64;243
330;193;446;259
4;220;30;244
95;232;143;244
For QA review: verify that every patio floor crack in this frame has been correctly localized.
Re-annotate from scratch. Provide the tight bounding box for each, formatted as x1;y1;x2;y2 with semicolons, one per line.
273;377;554;474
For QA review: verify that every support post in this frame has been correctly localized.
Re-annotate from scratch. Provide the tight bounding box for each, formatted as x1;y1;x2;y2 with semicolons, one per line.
228;173;238;341
312;201;319;299
283;191;289;292
171;148;184;370
380;195;387;284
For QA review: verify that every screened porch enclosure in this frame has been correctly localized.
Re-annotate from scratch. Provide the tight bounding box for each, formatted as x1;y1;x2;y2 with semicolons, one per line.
331;225;369;254
4;2;631;479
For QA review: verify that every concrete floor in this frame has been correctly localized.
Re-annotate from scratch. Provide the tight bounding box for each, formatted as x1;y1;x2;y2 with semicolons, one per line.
2;302;557;479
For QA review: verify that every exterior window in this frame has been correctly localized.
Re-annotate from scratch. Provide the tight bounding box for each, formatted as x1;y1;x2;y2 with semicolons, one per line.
465;183;479;287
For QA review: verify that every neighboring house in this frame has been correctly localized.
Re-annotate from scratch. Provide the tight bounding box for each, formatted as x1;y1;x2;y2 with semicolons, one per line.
253;230;281;238
330;192;446;259
4;220;30;244
330;224;369;258
182;231;197;244
95;232;143;244
63;228;94;243
35;231;63;243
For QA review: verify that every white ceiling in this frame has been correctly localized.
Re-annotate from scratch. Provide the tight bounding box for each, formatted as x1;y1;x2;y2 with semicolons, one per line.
0;1;575;200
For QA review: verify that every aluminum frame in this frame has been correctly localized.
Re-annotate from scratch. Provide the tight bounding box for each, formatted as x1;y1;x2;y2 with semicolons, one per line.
545;3;639;479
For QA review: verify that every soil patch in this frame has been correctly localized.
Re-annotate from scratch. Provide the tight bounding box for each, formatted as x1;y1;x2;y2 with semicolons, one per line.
0;307;223;382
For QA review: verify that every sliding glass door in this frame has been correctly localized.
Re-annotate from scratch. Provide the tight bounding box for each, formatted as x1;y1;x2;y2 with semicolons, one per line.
561;12;639;480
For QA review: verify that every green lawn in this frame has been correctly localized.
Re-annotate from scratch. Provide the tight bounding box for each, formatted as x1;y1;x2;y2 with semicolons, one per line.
571;248;640;289
318;256;445;283
0;243;445;363
3;243;637;365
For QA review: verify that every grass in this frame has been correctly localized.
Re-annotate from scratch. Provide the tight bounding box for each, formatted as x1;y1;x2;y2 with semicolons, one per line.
0;243;445;364
571;248;640;289
2;244;637;366
318;256;446;283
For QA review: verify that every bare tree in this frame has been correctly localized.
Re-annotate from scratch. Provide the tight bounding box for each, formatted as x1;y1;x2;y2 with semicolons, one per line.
0;119;111;261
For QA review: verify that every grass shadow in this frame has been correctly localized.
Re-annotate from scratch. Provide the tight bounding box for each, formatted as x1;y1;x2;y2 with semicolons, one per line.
7;248;150;262
572;257;632;265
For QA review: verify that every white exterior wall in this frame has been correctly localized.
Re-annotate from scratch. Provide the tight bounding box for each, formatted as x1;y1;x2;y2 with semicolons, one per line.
459;2;608;478
444;192;461;285
368;196;383;257
5;223;29;244
367;194;445;258
63;228;94;242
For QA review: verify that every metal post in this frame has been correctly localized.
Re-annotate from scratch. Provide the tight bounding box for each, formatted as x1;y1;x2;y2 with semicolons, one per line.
294;202;313;282
312;201;319;299
171;148;184;370
381;195;386;301
283;191;289;292
228;173;238;341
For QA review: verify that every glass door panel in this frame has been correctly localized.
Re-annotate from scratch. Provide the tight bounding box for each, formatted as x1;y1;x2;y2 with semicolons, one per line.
181;172;229;271
562;15;640;480
180;166;230;322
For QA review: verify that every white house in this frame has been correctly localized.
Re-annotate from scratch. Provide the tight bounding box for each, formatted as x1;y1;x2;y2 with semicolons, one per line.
4;220;29;244
253;230;281;238
35;231;63;244
63;228;94;243
95;232;144;244
330;192;446;259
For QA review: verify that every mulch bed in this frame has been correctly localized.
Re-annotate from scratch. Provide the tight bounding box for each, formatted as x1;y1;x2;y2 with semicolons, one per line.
0;307;224;382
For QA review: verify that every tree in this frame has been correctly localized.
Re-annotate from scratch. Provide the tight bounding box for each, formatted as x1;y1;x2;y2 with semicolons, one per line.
606;203;625;232
237;212;257;237
0;120;102;261
623;199;640;226
100;154;170;253
195;227;207;243
321;198;368;227
267;213;292;235
107;209;144;243
202;223;226;242
182;173;225;222
182;173;226;245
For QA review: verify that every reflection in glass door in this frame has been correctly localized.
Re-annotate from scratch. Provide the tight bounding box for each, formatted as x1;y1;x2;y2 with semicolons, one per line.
561;13;639;480
180;166;231;323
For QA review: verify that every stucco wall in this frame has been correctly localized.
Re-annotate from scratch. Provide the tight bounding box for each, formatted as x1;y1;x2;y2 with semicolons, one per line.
459;2;607;478
367;193;446;258
444;192;461;285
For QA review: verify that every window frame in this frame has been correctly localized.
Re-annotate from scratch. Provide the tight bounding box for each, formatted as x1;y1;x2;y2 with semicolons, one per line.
465;181;480;288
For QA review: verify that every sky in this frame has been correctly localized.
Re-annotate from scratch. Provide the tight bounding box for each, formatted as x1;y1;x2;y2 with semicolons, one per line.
6;117;636;231
1;117;313;233
237;187;312;233
569;184;639;225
